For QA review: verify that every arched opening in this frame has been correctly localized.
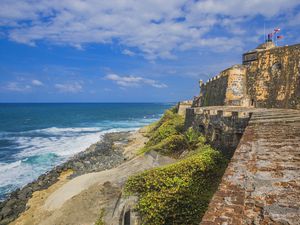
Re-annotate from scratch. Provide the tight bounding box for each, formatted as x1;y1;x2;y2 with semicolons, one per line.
124;210;130;225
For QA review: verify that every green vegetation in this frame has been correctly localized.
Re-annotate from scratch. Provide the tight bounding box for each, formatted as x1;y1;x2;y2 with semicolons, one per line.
125;147;227;224
142;134;188;155
184;127;206;149
146;109;184;142
124;108;228;224
140;108;204;156
94;209;104;225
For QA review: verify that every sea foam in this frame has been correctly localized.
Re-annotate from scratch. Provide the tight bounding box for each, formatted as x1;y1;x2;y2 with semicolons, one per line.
0;126;141;200
0;103;170;200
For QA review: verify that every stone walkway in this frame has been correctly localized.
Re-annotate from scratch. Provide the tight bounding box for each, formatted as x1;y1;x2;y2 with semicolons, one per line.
200;109;300;225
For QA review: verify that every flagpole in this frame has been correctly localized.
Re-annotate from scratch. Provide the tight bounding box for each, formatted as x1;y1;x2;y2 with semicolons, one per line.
276;35;277;46
264;22;266;43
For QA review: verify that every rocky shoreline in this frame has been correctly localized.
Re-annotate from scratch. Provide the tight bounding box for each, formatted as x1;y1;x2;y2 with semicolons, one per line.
0;131;132;225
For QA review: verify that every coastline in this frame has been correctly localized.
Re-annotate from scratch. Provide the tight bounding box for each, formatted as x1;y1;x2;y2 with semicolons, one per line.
0;129;147;225
7;126;175;225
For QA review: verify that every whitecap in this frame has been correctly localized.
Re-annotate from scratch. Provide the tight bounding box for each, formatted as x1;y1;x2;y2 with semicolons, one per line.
0;117;160;199
0;160;22;172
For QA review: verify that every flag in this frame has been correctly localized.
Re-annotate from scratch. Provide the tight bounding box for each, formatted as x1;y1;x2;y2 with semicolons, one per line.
277;35;283;39
274;28;281;33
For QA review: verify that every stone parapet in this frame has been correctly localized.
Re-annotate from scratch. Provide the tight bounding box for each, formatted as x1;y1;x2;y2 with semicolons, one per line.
185;106;254;157
177;100;193;117
200;109;300;225
192;107;252;119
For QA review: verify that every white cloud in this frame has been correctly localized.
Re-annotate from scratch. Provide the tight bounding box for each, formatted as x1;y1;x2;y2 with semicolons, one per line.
122;49;135;56
0;0;299;59
31;79;43;86
3;82;31;92
54;82;82;93
105;74;167;88
192;0;299;18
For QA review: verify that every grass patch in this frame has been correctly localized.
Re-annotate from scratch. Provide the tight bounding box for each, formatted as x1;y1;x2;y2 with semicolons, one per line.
139;134;188;155
140;108;207;157
147;110;184;142
94;209;105;225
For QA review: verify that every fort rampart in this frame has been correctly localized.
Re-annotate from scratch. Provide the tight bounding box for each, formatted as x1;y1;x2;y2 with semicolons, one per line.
195;43;300;109
183;41;300;224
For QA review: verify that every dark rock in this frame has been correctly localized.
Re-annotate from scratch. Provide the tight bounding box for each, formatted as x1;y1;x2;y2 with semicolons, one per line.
0;206;12;218
0;131;132;224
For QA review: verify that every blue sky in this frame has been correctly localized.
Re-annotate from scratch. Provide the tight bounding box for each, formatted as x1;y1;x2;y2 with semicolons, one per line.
0;0;300;103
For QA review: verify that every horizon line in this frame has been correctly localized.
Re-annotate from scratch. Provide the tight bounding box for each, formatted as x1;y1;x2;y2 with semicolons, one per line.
0;101;177;104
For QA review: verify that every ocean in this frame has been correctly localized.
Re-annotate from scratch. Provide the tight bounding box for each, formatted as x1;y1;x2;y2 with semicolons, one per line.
0;103;172;200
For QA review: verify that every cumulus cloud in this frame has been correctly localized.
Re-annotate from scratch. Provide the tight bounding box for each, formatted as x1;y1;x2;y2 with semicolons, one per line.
31;79;43;86
0;0;299;59
54;82;83;93
193;0;299;18
105;74;167;88
3;82;31;92
122;49;135;56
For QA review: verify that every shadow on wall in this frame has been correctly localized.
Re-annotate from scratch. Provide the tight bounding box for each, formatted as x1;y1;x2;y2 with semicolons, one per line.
185;108;250;159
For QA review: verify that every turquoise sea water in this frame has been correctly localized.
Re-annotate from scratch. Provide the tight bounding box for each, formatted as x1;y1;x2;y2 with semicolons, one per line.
0;103;172;200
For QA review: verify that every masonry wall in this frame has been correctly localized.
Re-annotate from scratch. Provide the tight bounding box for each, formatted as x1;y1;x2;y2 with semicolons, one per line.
246;44;300;109
225;66;249;106
200;76;228;106
177;101;193;117
198;65;249;107
200;109;300;225
185;108;250;158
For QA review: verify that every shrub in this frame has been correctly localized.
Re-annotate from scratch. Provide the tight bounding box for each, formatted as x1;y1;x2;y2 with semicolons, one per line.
141;109;185;154
184;127;199;143
141;134;188;156
149;108;182;133
146;117;184;146
125;147;227;225
141;107;208;157
184;127;207;149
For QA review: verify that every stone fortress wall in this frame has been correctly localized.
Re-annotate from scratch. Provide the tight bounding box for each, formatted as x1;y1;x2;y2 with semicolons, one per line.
185;106;251;158
182;41;300;225
200;108;300;225
194;42;300;109
177;100;193;117
197;65;249;107
245;43;300;109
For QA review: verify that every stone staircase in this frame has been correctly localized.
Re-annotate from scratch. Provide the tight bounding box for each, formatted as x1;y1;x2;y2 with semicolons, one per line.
250;109;300;123
200;109;300;225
